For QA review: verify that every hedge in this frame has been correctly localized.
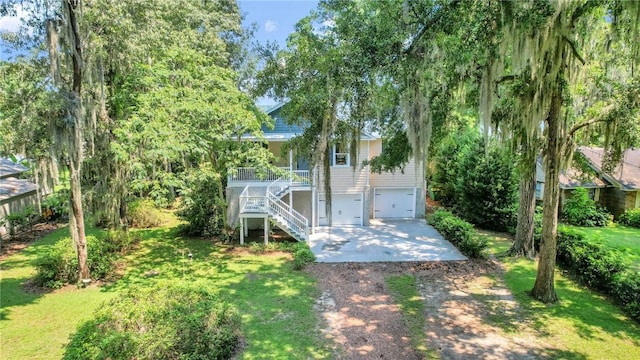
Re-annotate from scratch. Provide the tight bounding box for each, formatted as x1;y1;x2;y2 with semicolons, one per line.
429;210;487;258
556;228;639;322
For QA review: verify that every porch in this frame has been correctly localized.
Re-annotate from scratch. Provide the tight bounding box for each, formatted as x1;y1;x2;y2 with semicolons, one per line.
228;167;311;186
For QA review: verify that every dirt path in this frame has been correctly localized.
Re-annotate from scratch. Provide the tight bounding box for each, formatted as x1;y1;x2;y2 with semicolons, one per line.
308;261;556;360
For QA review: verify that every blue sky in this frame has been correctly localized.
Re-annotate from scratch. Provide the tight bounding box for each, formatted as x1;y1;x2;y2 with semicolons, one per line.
1;1;318;59
238;0;318;48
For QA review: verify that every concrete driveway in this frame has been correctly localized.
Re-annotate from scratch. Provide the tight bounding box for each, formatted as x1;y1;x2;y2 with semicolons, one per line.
308;219;467;263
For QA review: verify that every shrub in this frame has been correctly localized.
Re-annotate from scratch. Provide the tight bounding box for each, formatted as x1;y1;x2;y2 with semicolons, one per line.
613;273;640;322
33;231;141;288
127;199;163;228
455;140;518;232
178;169;226;238
617;208;640;228
556;228;627;292
292;245;316;270
33;237;79;288
64;283;241;360
429;210;487;258
41;190;69;222
4;205;39;236
562;188;611;227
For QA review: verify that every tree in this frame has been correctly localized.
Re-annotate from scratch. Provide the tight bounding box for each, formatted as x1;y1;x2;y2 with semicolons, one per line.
480;1;640;302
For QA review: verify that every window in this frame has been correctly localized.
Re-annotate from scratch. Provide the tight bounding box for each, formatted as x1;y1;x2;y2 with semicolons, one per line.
535;182;543;199
333;144;350;167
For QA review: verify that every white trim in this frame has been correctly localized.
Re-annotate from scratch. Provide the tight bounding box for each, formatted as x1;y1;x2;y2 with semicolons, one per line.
332;144;350;167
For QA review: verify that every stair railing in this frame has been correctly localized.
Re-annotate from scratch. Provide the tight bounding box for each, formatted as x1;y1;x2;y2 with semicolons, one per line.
266;178;309;241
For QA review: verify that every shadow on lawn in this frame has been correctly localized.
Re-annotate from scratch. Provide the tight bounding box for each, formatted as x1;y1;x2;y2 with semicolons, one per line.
505;262;640;346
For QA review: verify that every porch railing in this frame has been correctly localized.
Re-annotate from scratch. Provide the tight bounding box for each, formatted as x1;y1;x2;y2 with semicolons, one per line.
229;167;311;185
239;186;267;213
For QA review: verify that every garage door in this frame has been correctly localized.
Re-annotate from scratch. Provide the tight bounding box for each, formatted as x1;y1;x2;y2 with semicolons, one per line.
318;193;363;226
374;188;415;218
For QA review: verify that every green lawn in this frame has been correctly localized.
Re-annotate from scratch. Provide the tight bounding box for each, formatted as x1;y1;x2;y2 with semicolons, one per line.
1;221;331;359
561;223;640;272
482;231;640;359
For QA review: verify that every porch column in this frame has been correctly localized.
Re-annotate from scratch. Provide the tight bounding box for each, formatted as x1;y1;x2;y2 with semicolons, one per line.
244;218;249;237
264;217;269;244
312;185;316;234
289;149;294;183
240;217;244;245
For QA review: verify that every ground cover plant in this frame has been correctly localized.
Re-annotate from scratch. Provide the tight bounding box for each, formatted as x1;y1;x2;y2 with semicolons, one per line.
481;230;640;359
0;218;330;359
64;283;241;360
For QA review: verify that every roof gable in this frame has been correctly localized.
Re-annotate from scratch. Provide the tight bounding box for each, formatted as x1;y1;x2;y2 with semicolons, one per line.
580;147;640;190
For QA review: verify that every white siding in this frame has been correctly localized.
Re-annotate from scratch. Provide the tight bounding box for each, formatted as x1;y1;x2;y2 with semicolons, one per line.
368;139;423;188
317;140;369;193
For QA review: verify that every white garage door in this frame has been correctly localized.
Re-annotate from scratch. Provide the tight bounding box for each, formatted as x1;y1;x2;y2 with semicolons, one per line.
374;188;416;218
318;193;363;226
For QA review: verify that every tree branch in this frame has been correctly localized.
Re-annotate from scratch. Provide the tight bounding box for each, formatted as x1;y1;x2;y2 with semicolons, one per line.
403;0;461;56
563;35;586;65
497;74;518;84
567;104;616;138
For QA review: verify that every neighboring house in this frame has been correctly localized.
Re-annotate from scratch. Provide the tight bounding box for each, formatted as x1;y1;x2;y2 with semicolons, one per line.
580;147;640;217
536;147;640;217
226;104;426;243
536;157;606;203
0;158;39;236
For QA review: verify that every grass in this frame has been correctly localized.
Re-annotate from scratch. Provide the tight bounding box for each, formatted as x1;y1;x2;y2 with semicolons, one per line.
386;275;437;359
561;223;640;272
481;231;640;359
1;217;331;359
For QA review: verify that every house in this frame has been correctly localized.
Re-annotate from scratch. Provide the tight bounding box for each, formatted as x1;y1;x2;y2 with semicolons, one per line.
579;147;640;217
226;104;426;243
536;147;640;217
0;158;39;236
536;157;607;205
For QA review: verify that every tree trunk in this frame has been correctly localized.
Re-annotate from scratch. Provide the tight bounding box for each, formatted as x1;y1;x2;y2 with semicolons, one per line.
531;85;563;304
66;0;90;282
509;152;537;258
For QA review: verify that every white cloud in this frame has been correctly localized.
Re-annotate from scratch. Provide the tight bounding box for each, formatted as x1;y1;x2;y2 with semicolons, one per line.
0;15;21;32
265;20;278;33
0;7;27;32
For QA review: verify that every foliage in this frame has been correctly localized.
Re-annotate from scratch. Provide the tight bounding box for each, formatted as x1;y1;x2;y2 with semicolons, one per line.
431;129;477;207
177;169;226;238
617;208;640;228
613;273;640;322
555;228;639;321
41;190;69;222
455;139;518;232
64;283;241;360
2;216;331;359
562;188;611;227
33;231;141;288
481;231;640;355
429;210;487;258
127;199;163;229
292;245;316;270
556;228;627;292
3;205;38;236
